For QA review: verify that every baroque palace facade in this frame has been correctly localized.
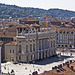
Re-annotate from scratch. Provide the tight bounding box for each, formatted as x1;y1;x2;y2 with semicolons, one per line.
5;24;56;62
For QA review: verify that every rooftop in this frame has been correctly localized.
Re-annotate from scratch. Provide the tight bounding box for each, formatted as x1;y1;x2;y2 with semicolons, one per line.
39;61;75;75
5;41;17;46
56;28;75;32
0;41;3;43
20;18;39;21
50;18;61;22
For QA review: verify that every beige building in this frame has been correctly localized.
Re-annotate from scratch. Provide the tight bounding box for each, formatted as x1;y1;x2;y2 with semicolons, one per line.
56;28;75;49
5;41;17;62
16;26;56;63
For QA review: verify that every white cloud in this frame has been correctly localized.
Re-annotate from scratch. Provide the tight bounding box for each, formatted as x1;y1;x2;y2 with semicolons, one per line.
0;0;75;11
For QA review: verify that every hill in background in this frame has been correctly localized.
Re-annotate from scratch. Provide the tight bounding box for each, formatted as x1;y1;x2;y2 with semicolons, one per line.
0;3;75;19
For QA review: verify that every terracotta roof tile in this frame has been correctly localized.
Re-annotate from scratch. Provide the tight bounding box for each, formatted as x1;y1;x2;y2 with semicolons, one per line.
20;18;38;21
0;41;3;43
5;41;17;46
50;18;61;22
39;62;75;75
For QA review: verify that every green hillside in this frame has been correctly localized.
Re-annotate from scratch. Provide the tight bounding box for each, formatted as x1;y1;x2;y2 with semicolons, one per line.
0;3;75;19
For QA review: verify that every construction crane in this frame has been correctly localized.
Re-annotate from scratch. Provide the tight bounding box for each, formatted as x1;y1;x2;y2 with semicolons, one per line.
46;15;53;28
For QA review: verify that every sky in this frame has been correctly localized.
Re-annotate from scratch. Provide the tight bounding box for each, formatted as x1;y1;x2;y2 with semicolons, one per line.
0;0;75;11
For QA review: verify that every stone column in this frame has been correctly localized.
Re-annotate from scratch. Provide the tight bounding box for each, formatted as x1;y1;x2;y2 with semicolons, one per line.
47;51;49;57
38;52;39;60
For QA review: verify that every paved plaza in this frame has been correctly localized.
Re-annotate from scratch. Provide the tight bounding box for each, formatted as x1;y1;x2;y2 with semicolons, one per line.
1;52;75;75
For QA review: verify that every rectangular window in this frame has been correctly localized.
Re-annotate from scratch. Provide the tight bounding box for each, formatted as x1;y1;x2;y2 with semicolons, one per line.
33;40;35;42
60;34;63;39
39;39;41;50
51;41;52;48
45;39;47;49
13;50;14;53
42;39;44;49
26;45;28;53
10;49;11;53
19;41;21;43
30;44;32;52
33;44;35;51
53;40;55;47
19;45;21;53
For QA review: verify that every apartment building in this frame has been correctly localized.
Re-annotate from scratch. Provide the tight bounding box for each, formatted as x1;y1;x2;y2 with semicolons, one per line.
56;28;75;49
5;41;17;62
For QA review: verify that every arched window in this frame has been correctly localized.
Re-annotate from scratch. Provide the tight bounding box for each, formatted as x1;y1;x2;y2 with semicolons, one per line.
58;45;60;47
65;45;67;47
70;45;72;48
62;45;64;47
